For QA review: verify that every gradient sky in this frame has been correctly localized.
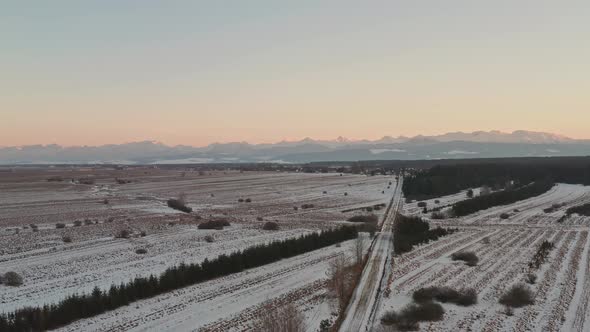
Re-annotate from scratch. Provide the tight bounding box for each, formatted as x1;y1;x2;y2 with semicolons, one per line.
1;1;589;147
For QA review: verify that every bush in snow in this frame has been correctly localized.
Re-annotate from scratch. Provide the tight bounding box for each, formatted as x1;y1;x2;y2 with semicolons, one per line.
451;251;479;267
2;272;24;286
499;283;535;308
413;286;477;306
262;221;279;231
347;214;378;223
198;219;230;230
380;302;444;330
167;198;192;213
115;229;131;239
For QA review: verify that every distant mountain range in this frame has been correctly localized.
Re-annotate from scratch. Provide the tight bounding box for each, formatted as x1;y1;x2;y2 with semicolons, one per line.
1;131;589;165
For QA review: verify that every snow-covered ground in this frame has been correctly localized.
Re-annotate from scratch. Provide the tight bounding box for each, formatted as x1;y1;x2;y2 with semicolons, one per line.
0;168;393;331
376;183;590;332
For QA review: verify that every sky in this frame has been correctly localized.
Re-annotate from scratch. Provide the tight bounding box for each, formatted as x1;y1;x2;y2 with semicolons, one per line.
1;0;589;147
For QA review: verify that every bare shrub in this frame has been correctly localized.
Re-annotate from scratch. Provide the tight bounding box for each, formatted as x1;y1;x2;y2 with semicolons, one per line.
84;219;93;225
140;231;147;237
78;177;95;185
413;287;477;306
204;235;215;243
255;303;306;332
262;221;279;231
198;219;230;230
238;198;244;202
55;223;66;229
102;198;109;205
293;206;299;211
167;197;192;213
256;216;264;221
451;251;479;266
417;202;427;208
3;271;24;286
115;229;131;239
347;214;378;223
354;235;366;265
381;302;444;331
301;204;315;209
326;255;349;311
62;236;72;243
135;248;147;254
482;236;491;244
245;198;252;203
499;283;535;308
73;220;82;227
500;213;510;219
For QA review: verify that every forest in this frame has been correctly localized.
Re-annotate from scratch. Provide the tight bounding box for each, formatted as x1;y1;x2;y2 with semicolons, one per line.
451;181;555;217
402;162;590;200
393;214;456;254
567;203;590;216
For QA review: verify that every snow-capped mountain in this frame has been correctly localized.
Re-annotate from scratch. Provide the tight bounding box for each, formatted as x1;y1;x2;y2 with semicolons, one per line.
1;131;588;164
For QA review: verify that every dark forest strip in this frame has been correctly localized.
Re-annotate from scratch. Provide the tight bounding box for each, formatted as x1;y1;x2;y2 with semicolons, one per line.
452;181;555;217
0;226;358;332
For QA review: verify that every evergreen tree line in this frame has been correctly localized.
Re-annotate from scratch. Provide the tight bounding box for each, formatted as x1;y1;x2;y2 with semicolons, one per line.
452;181;555;217
0;226;358;332
403;163;590;199
566;203;590;216
393;214;457;254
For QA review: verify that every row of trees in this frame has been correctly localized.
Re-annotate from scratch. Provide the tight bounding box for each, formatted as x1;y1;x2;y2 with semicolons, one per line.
567;203;590;216
394;214;456;254
403;162;590;200
452;181;555;217
0;226;358;332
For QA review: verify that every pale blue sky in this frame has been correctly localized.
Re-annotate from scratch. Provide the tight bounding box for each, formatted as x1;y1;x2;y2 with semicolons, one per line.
1;1;589;146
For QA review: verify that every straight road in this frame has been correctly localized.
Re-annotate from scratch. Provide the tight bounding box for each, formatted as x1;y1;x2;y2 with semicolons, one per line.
339;176;404;332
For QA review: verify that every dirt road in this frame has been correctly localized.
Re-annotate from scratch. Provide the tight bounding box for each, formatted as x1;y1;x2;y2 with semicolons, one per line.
339;177;403;332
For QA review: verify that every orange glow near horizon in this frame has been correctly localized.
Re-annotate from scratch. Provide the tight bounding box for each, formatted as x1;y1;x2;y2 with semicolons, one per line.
2;2;589;147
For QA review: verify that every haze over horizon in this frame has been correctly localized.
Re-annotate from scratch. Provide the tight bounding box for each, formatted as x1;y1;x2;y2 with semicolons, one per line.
2;1;589;146
1;129;587;149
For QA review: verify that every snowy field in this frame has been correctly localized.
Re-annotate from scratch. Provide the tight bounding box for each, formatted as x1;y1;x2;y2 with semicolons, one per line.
378;183;590;332
0;167;393;331
4;167;590;332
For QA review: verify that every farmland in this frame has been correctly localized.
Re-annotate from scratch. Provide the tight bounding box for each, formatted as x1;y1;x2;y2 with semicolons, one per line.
377;183;590;332
0;167;394;331
3;164;590;332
